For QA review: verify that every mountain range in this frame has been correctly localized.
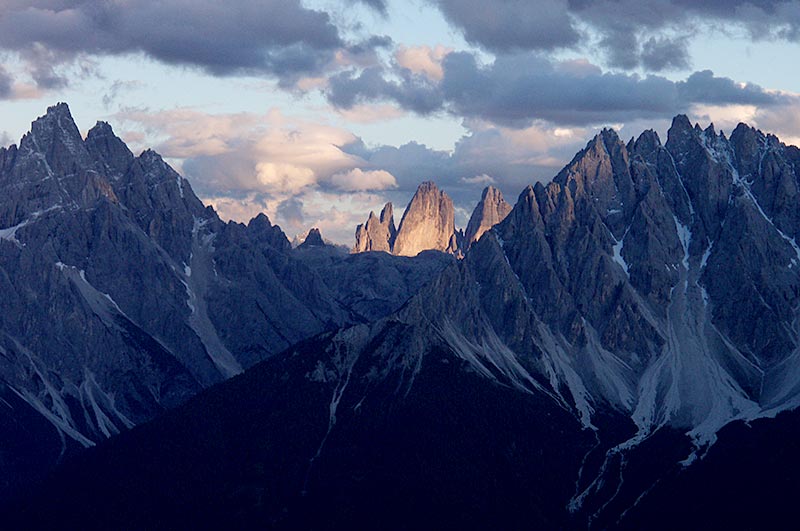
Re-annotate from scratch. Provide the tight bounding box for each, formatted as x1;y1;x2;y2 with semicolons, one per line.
0;103;452;497
3;104;800;529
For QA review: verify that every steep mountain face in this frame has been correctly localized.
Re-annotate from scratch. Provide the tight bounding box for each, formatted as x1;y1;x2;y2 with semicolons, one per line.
0;104;449;496
352;202;396;253
8;113;800;529
464;185;512;246
393;181;459;256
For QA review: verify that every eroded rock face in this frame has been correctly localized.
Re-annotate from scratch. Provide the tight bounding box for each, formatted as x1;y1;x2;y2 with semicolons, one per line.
392;181;456;257
464;185;512;247
353;202;396;253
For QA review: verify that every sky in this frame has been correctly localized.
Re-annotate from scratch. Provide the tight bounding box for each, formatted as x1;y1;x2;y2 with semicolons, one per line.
2;0;800;244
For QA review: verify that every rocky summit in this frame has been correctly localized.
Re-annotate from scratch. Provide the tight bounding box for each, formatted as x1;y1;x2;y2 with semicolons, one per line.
352;202;396;253
298;227;327;248
393;181;459;256
353;181;464;257
464;185;512;247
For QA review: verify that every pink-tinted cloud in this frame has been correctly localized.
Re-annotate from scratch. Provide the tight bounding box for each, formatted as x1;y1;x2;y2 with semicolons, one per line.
395;45;452;81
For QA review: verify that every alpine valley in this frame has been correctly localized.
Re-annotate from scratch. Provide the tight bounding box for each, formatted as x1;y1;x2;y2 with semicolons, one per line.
3;103;800;530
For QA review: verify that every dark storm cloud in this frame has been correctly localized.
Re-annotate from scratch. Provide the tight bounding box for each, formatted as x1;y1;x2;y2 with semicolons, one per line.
0;0;345;84
327;52;787;127
678;70;777;106
430;0;800;72
434;0;580;52
640;36;691;72
327;66;444;114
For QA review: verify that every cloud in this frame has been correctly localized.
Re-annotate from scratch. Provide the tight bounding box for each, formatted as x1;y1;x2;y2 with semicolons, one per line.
256;163;317;194
335;103;405;123
395;45;452;81
679;70;777;106
0;0;347;86
276;197;306;233
461;174;495;185
0;63;47;101
347;0;388;15
0;66;12;99
430;0;800;72
432;0;580;52
329;168;398;191
640;36;691;72
342;119;591;207
116;106;368;197
327;52;789;127
102;79;146;109
327;66;443;114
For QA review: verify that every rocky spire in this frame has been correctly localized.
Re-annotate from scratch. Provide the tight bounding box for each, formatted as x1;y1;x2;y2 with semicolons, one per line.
18;102;92;176
246;213;291;251
85;121;134;179
392;181;457;257
464;185;512;247
352;202;396;253
299;227;326;248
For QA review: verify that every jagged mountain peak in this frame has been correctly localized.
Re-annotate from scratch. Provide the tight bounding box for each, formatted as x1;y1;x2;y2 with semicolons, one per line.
667;114;695;143
28;102;81;141
631;128;662;156
353;201;397;253
85;120;134;178
299;227;326;248
37;101;74;124
18;101;90;173
465;185;512;246
244;213;293;251
138;147;165;164
393;181;457;257
88;120;114;135
599;126;623;149
379;201;394;224
415;179;440;193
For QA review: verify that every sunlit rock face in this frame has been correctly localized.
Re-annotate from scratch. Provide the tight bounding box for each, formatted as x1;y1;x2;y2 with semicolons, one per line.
393;181;457;257
353;184;512;258
353;182;463;257
352;202;396;253
464;185;512;247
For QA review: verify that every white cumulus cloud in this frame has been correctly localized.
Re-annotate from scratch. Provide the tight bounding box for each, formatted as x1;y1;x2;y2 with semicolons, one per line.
329;168;398;191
